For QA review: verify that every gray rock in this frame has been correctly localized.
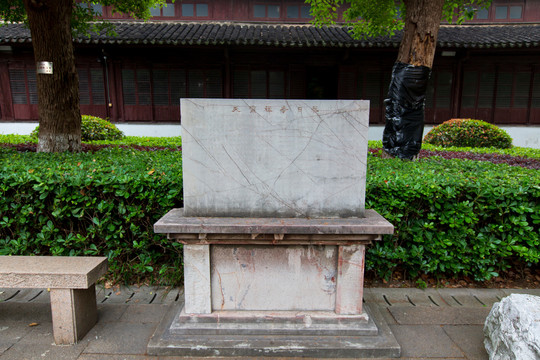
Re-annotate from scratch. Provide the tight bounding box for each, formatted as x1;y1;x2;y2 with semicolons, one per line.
484;293;540;360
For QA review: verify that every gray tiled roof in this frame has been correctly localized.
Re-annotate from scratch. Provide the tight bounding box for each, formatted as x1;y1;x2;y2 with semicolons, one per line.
1;22;540;48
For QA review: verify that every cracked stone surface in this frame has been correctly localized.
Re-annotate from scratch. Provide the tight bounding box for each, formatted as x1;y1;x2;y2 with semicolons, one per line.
180;98;369;218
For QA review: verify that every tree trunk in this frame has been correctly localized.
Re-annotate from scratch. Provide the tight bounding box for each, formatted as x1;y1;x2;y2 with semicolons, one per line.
24;0;81;152
398;0;445;67
382;0;445;159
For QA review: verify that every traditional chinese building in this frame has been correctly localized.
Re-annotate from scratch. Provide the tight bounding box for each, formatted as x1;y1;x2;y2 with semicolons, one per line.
1;0;540;136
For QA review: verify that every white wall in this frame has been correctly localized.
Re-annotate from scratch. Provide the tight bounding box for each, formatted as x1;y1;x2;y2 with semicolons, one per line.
1;122;538;149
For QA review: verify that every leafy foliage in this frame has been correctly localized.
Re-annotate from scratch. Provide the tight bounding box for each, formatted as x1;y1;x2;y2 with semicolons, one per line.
0;147;183;284
88;136;182;148
0;1;167;36
306;0;492;39
0;142;538;284
365;155;539;281
31;116;125;142
424;119;513;149
0;134;182;148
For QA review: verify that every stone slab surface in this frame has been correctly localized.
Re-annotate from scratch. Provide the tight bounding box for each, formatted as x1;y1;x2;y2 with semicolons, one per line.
210;245;337;311
389;306;491;325
83;322;158;355
0;321;33;347
155;208;394;235
443;325;488;359
335;245;365;314
118;304;170;324
171;307;374;336
0;256;107;289
148;302;400;358
181;99;369;218
184;244;211;314
4;287;537;359
390;324;463;358
0;302;52;323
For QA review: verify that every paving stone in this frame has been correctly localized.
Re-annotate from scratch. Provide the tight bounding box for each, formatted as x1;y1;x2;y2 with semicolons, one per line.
16;320;104;345
14;288;51;303
27;289;51;303
375;304;399;325
78;355;158;360
369;288;445;307
437;288;503;308
0;288;34;302
155;287;183;304
389;306;491;325
0;302;52;323
83;321;157;355
0;323;101;360
444;325;488;360
0;343;11;355
17;323;55;345
158;357;369;360
118;304;169;324
0;321;32;345
390;324;464;358
501;288;540;297
0;342;86;360
97;304;128;323
405;289;446;307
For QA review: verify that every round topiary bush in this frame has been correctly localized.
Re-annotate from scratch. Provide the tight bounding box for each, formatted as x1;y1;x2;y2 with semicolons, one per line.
424;118;512;148
31;115;124;142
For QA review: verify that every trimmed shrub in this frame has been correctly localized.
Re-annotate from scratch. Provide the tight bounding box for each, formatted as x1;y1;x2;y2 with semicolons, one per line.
0;147;538;284
31;115;124;142
0;147;182;284
424;119;512;149
365;155;539;281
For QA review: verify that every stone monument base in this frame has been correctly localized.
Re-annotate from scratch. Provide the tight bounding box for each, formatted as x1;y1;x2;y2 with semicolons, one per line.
148;302;400;358
150;208;400;358
173;308;375;336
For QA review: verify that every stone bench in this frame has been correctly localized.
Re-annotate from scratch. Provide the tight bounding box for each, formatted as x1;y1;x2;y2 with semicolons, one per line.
0;256;108;344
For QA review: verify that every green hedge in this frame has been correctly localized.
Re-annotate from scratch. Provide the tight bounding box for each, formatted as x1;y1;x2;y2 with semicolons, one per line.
366;155;539;281
0;147;183;284
0;134;182;148
0;147;538;284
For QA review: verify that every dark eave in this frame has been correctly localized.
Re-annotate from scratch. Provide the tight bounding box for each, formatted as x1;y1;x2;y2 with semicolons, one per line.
1;22;540;49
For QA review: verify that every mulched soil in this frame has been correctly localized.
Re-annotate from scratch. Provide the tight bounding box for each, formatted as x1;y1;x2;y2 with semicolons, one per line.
364;265;540;289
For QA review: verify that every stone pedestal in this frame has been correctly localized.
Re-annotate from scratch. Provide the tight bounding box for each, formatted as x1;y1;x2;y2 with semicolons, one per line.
149;99;400;357
149;209;400;357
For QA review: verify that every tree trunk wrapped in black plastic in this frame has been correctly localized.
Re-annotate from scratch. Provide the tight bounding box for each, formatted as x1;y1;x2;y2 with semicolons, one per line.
382;62;431;160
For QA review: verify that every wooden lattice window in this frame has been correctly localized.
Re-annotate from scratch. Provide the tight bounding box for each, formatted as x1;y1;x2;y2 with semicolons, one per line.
426;70;453;109
78;68;106;105
122;67;222;106
461;70;496;109
233;69;285;99
122;69;151;105
9;68;37;105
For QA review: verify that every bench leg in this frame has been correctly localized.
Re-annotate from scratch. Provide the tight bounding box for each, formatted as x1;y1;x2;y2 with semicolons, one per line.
49;284;98;345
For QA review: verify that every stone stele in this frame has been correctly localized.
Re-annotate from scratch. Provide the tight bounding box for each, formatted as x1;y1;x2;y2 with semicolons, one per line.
484;293;540;360
180;99;369;218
